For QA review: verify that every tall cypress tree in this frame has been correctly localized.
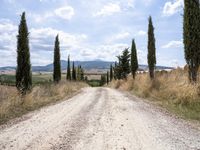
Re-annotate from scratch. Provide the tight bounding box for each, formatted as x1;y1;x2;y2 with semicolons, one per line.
100;75;106;86
72;61;76;81
16;12;32;93
110;64;113;81
53;35;61;83
113;61;117;80
131;39;138;79
80;65;84;81
66;55;71;80
107;71;109;85
183;0;200;82
147;16;156;80
76;65;80;81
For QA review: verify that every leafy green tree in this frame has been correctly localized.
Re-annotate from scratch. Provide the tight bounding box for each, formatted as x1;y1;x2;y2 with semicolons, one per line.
66;55;71;80
76;65;84;81
147;16;156;79
110;64;113;81
77;66;81;81
53;35;61;83
131;39;138;79
72;61;76;81
16;12;32;93
117;48;131;79
183;0;200;82
114;64;122;80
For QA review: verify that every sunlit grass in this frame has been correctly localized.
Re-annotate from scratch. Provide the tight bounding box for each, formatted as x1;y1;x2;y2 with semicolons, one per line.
110;68;200;121
0;81;88;124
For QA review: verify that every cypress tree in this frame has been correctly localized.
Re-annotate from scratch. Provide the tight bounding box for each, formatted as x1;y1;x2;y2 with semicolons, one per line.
72;61;76;81
76;65;84;81
66;55;71;80
16;12;32;93
131;39;138;79
110;64;113;81
147;16;156;80
77;65;80;81
100;75;106;86
53;35;61;83
106;71;109;85
183;0;200;82
80;66;84;81
113;61;117;80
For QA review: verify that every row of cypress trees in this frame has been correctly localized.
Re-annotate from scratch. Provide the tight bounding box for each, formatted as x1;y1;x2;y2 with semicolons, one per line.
113;16;156;81
15;0;200;93
51;36;85;83
16;12;85;94
113;0;200;82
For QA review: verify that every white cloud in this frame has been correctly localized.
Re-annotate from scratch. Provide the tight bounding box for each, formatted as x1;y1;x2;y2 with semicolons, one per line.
77;43;129;61
30;27;87;53
0;21;17;50
163;0;183;16
94;3;121;17
0;21;18;67
162;40;183;49
0;24;88;66
30;5;75;23
0;21;17;33
31;12;54;23
137;30;146;36
115;32;130;39
107;32;130;43
55;6;75;20
127;0;135;8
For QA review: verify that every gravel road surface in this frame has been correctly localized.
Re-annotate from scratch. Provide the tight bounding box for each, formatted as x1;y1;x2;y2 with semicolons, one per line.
0;87;199;150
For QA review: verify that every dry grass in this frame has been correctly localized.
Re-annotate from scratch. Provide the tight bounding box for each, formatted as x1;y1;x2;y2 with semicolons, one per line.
110;68;200;121
0;81;88;124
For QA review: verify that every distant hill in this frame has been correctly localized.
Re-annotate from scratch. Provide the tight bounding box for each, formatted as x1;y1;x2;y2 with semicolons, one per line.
32;60;116;72
0;60;174;72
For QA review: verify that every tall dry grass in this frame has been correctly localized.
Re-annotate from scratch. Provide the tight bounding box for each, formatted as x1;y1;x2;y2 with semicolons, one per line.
110;68;200;120
0;81;88;124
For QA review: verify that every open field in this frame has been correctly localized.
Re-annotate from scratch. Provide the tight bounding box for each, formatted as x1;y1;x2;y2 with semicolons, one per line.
0;72;105;86
0;73;70;86
87;80;102;87
110;68;200;121
0;81;88;124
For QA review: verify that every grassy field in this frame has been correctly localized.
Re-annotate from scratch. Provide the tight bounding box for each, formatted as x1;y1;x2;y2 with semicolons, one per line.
110;68;200;121
87;80;102;87
0;73;68;86
0;74;88;124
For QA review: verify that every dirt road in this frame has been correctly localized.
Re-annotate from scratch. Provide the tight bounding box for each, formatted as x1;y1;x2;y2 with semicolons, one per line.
0;87;200;150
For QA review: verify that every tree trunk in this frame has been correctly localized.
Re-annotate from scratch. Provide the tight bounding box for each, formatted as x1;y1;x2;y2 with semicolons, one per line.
188;66;198;83
149;69;154;80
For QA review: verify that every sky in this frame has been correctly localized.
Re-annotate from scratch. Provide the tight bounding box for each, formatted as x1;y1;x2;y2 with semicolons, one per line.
0;0;185;67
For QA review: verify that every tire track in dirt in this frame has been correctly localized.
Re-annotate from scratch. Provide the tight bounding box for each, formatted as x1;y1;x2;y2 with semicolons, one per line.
51;88;107;150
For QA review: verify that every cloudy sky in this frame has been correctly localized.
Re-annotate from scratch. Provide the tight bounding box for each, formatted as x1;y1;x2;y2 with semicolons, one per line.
0;0;185;67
